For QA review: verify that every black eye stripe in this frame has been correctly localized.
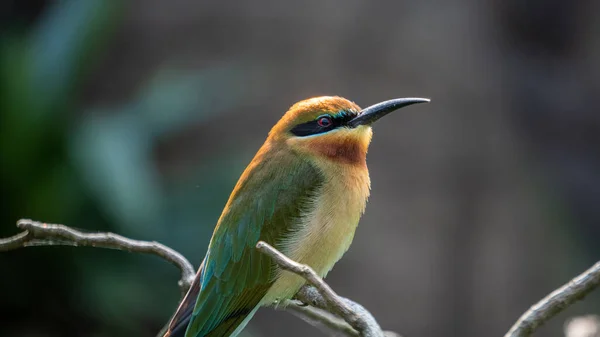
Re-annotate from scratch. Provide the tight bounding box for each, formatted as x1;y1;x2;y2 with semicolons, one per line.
290;112;356;137
289;120;335;137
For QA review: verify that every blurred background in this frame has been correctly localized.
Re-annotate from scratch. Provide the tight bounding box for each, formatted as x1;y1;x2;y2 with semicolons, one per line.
1;1;599;336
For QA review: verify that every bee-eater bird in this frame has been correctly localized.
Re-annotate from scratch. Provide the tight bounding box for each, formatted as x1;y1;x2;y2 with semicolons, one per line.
164;96;429;337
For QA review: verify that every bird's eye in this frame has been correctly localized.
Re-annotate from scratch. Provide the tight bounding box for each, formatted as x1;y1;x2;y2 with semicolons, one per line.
317;116;332;127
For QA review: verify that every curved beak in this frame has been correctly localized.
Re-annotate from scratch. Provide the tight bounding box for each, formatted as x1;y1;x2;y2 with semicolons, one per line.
348;97;430;127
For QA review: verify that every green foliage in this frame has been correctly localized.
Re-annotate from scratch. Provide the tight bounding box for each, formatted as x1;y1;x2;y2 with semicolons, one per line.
0;1;255;336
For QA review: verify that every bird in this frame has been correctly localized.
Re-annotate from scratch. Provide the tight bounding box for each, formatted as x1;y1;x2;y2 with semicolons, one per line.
163;95;429;337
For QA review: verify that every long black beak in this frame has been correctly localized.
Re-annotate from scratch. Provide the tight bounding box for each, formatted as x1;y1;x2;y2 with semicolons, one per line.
348;97;430;127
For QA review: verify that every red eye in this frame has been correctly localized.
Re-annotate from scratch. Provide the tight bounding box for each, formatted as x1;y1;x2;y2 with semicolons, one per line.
317;116;332;127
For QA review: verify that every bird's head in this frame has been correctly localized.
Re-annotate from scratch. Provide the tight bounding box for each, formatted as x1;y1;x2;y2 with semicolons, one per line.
267;96;429;166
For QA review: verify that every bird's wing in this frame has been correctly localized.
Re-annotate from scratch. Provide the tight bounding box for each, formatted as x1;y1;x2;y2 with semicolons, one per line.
165;153;322;337
164;261;203;336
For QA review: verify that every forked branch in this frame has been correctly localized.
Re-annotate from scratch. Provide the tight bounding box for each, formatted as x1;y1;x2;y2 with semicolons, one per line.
1;219;393;336
2;218;600;337
256;241;388;337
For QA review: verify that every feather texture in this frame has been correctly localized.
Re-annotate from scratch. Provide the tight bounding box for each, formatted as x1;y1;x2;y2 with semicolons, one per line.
164;96;373;337
165;141;324;337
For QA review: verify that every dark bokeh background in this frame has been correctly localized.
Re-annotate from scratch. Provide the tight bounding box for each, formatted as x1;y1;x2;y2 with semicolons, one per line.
1;1;599;337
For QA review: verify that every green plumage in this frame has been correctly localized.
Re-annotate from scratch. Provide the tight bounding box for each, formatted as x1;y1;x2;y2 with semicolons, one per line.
164;95;428;337
178;149;323;337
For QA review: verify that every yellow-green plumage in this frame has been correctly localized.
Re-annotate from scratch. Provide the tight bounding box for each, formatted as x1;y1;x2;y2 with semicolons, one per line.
163;96;428;337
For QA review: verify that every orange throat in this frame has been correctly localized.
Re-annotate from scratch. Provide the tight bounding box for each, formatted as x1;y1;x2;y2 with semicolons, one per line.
286;126;373;167
310;136;367;165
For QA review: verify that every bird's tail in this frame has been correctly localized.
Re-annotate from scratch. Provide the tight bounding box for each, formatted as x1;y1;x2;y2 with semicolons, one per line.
163;267;202;337
162;260;261;337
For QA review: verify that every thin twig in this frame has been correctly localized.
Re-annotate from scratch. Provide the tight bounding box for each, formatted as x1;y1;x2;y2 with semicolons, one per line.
1;219;391;337
1;219;196;293
284;300;359;337
5;219;600;337
256;241;385;337
285;300;405;337
0;231;30;251
292;286;402;337
505;260;600;337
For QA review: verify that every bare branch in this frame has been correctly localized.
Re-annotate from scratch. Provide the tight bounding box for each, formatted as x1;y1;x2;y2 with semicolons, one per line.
505;261;600;337
6;219;600;337
284;301;359;337
2;219;391;337
1;219;196;294
256;241;389;337
0;231;30;251
283;298;402;337
289;286;402;337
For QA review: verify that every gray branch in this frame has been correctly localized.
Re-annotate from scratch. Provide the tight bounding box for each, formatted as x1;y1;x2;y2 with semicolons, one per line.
3;218;600;337
256;241;396;337
1;219;395;336
285;302;360;337
1;219;195;294
505;260;600;337
289;286;402;337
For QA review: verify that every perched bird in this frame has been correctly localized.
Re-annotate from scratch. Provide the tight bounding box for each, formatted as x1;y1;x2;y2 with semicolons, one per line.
164;96;429;337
